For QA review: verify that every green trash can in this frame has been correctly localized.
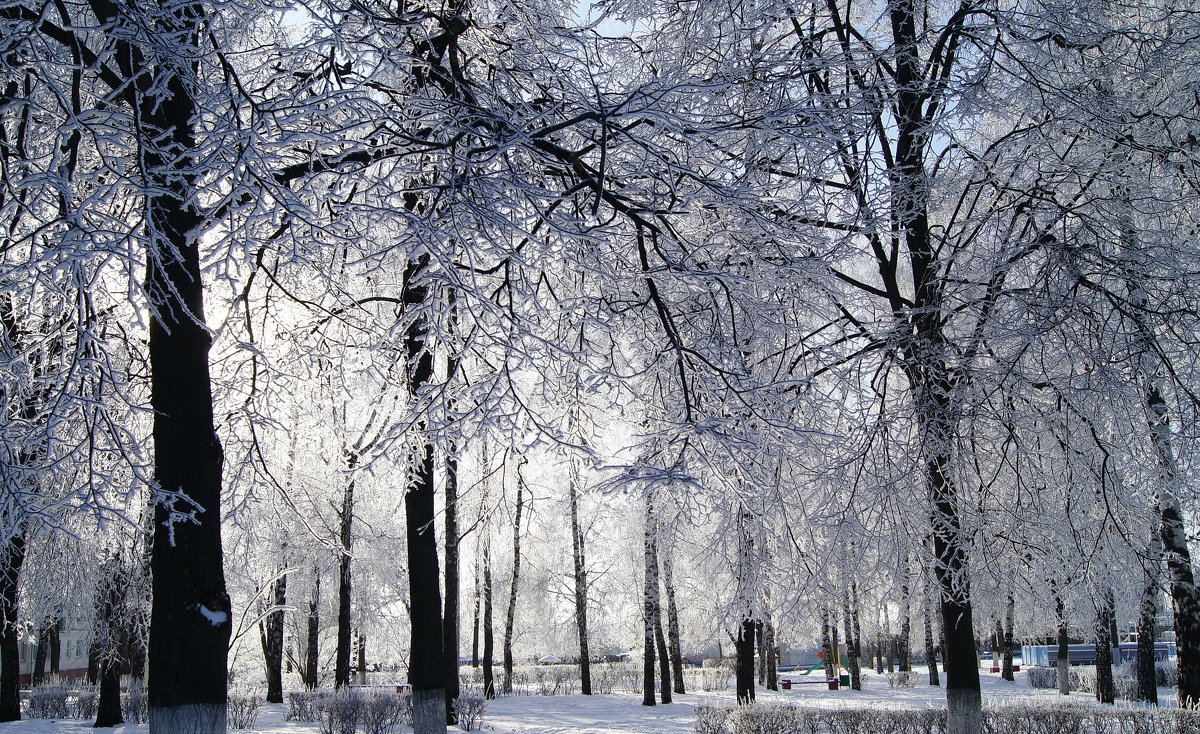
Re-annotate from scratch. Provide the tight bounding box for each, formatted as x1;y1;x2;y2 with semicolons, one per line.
839;674;850;687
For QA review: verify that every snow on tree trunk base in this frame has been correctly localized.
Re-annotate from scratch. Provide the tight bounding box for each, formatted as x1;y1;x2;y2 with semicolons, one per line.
946;687;982;734
411;689;448;734
149;703;225;734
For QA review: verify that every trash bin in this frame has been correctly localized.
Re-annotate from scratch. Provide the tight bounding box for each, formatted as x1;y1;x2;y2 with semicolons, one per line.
839;674;850;687
827;679;839;690
780;679;792;690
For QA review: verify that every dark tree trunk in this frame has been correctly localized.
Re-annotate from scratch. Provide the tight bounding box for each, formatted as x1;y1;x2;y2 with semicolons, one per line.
661;547;685;695
1056;596;1069;695
654;614;671;704
357;632;367;684
444;446;460;724
568;473;592;695
1095;593;1115;704
899;569;912;672
482;537;495;700
95;656;123;727
130;6;231;731
765;621;778;691
407;442;446;732
260;573;286;704
1137;525;1161;704
95;563;125;728
404;257;447;734
735;619;755;704
502;462;524;696
33;625;47;687
924;599;940;686
87;641;99;686
471;549;481;669
305;567;320;690
843;588;861;691
756;620;766;685
0;531;26;722
335;465;356;691
48;622;60;676
1002;594;1015;681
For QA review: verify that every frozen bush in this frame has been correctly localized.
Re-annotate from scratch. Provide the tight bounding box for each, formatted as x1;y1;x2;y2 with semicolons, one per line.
70;686;98;720
359;692;405;734
1026;667;1059;689
1159;661;1179;689
698;666;733;692
227;689;263;730
25;685;70;718
123;681;148;724
695;702;733;734
316;689;363;734
887;671;919;688
287;690;330;721
725;704;805;734
454;694;486;731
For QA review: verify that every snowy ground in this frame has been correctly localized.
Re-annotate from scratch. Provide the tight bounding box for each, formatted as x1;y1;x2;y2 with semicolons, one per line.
0;668;1178;734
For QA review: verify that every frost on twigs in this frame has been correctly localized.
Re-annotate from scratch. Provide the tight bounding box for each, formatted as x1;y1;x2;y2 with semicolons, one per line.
152;487;203;546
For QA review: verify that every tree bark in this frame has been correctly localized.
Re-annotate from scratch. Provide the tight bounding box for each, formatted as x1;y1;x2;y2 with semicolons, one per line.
1002;593;1015;681
48;622;60;677
357;632;367;684
843;587;861;690
821;607;836;680
471;547;481;669
642;492;659;707
335;455;356;691
568;467;592;694
482;536;495;700
924;598;940;686
0;531;26;721
260;573;286;704
305;566;320;690
1095;593;1114;704
444;447;460;723
654;613;671;704
502;460;524;696
765;620;778;691
1056;595;1070;696
1136;524;1161;704
735;619;755;704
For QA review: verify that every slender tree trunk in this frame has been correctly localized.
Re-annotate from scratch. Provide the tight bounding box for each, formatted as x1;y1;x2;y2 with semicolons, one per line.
736;619;755;704
444;447;460;723
899;564;912;672
1056;596;1070;696
660;546;685;695
48;623;59;677
335;459;356;691
821;607;836;680
1137;525;1161;704
260;573;287;703
642;493;658;707
502;462;524;696
305;567;320;690
654;614;671;704
765;621;778;691
0;531;26;722
482;536;495;700
33;625;47;687
843;587;861;690
1002;594;1015;681
1095;592;1114;704
471;548;481;669
95;562;125;728
924;600;940;686
568;469;592;694
357;632;367;684
756;620;766;685
406;443;446;733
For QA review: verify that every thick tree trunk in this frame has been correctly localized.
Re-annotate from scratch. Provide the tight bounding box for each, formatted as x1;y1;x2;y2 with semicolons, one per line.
134;8;231;732
444;448;460;723
1002;593;1015;681
48;622;59;677
735;619;755;704
1136;525;1161;704
305;567;320;690
33;625;47;687
406;443;447;733
1056;596;1070;696
502;463;524;696
95;562;125;728
95;655;123;727
260;574;286;704
1095;593;1114;704
924;598;940;686
482;537;495;700
0;531;26;721
568;470;592;694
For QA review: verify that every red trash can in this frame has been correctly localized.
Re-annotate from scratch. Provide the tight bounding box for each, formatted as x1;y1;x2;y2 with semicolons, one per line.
781;679;791;690
827;679;839;690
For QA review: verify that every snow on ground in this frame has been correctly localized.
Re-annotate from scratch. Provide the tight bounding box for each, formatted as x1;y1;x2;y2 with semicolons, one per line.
0;668;1178;734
